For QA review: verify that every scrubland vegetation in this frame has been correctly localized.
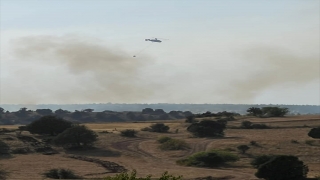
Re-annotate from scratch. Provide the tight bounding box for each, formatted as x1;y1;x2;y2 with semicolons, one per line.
0;106;320;179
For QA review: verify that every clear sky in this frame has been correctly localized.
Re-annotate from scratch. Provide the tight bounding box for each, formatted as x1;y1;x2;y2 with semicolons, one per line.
0;0;319;105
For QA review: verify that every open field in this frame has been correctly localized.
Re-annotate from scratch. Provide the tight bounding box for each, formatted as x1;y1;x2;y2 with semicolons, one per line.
1;115;320;179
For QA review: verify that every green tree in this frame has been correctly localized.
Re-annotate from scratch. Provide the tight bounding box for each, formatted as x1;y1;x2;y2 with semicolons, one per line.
261;107;289;117
247;107;263;116
308;127;320;139
26;116;73;136
53;125;98;149
255;155;308;180
187;120;226;137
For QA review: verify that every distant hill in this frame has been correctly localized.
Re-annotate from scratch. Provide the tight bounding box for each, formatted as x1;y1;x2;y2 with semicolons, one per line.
1;103;319;115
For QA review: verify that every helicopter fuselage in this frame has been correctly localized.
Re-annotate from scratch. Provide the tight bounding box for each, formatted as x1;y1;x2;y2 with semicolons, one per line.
145;39;162;43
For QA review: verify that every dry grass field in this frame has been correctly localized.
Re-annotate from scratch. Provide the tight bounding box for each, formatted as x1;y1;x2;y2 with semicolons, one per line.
1;115;320;179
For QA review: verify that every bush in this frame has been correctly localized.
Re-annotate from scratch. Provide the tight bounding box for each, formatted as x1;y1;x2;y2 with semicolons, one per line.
157;136;172;143
120;129;137;137
103;170;182;180
187;120;226;137
241;121;253;129
251;155;275;168
255;155;308;180
308;127;320;139
26;115;73;136
177;149;239;167
237;145;250;154
159;139;189;151
149;123;170;133
44;168;82;179
53;125;98;149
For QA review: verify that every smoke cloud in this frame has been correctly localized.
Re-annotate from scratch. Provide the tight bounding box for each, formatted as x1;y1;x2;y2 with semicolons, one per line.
218;47;319;102
11;35;154;103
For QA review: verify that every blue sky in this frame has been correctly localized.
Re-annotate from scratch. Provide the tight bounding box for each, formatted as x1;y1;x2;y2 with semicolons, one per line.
0;0;319;104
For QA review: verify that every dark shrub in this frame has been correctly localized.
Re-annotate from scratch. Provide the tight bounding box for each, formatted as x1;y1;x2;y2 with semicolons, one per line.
44;168;81;179
149;123;170;133
241;121;253;129
120;129;137;137
26;116;73;136
308;127;320;139
237;145;250;154
255;155;308;180
53;125;97;149
187;120;226;137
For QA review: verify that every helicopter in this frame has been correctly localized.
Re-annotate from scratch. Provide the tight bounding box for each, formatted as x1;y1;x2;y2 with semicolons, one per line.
133;38;168;57
145;38;167;43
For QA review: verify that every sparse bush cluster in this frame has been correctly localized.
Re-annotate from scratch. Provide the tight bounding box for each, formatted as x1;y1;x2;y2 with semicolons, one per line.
157;136;189;150
177;149;239;167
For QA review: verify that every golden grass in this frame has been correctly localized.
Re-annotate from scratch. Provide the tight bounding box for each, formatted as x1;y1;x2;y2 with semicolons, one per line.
0;115;320;179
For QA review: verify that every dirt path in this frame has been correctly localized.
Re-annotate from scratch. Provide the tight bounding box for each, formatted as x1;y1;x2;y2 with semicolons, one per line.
110;137;257;180
110;137;160;160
